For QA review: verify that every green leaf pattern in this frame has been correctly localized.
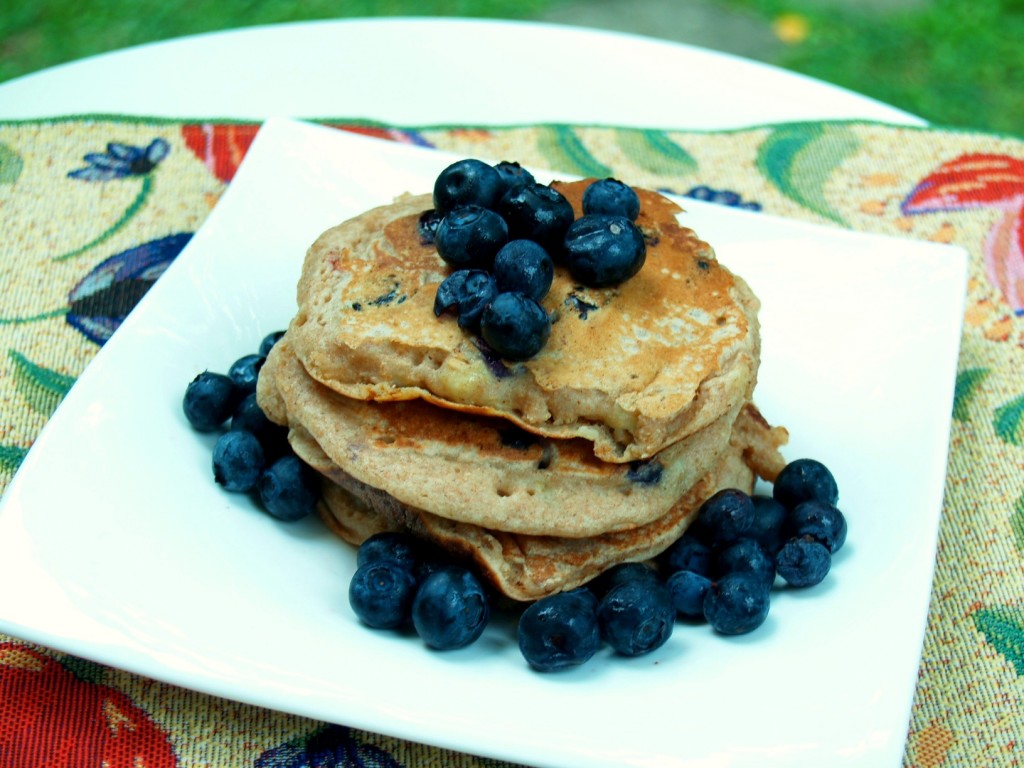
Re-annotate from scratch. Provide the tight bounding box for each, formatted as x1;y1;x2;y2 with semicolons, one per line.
536;125;612;178
756;124;859;224
973;606;1024;676
0;142;23;184
952;367;991;421
615;129;697;176
9;350;76;416
993;393;1024;446
0;444;29;474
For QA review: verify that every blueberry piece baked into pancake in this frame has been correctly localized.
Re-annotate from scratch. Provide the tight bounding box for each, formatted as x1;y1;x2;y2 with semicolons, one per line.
257;168;787;600
285;180;761;463
258;338;746;537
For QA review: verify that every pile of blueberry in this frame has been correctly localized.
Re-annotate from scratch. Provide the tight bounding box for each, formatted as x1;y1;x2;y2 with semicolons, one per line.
349;535;490;651
348;457;848;672
660;458;846;636
181;330;320;522
427;159;647;361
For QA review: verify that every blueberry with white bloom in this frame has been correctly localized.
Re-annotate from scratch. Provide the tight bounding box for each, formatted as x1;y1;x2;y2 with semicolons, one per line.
349;560;418;630
412;566;490;650
228;353;265;394
773;458;839;510
562;214;646;288
582;178;641;221
703;573;770;635
776;536;832;588
666;570;712;620
787;500;848;554
258;455;318;521
212;430;265;492
183;371;241;431
597;578;675;656
518;588;601;672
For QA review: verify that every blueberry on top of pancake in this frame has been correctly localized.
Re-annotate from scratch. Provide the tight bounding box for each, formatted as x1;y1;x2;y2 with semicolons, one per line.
287;179;759;463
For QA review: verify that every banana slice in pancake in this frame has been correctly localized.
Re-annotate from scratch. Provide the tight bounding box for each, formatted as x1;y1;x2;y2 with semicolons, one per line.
258;337;752;538
286;179;760;463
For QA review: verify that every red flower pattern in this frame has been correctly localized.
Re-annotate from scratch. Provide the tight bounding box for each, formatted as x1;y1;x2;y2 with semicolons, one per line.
902;153;1024;316
181;122;431;183
181;123;260;184
0;643;177;768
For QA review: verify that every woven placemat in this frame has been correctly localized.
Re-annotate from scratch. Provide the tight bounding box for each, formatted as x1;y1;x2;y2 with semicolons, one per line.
1;116;1022;767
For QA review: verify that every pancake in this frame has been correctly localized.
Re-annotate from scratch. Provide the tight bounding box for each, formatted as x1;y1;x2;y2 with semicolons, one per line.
312;412;776;601
258;337;761;538
285;180;761;463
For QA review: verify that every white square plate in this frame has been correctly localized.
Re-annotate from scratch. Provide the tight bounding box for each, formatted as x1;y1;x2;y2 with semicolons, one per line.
0;118;967;768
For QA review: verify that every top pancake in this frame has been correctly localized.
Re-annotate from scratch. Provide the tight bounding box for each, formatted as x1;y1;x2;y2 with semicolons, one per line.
287;179;760;462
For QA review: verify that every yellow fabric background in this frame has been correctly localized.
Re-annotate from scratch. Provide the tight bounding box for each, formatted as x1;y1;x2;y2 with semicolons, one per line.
1;117;1022;767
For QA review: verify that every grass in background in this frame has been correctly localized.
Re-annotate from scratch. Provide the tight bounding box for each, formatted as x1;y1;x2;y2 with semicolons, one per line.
728;0;1023;135
0;0;551;83
2;0;1021;135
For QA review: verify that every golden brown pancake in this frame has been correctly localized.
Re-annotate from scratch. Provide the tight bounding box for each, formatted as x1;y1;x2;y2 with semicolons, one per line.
258;337;752;538
310;407;784;601
285;180;761;462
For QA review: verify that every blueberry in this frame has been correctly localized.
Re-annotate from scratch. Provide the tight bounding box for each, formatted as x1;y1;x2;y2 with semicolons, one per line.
562;214;646;288
715;537;776;588
773;458;839;509
703;573;770;635
258;455;318;521
492;240;554;302
412;549;450;585
589;562;661;599
348;560;418;629
684;186;760;210
357;531;423;571
626;459;663;485
411;566;490;650
660;532;712;577
418;208;443;245
258;330;285;357
692;488;755;549
231;392;288;457
787;500;848;553
776;536;832;587
498;182;575;252
435;205;508;269
212;430;265;492
686;186;715;202
480;292;551;361
517;588;602;672
183;371;242;431
433;159;504;214
582;178;641;221
666;570;712;619
228;353;265;395
433;269;498;331
597;579;675;656
493;160;535;194
748;494;788;554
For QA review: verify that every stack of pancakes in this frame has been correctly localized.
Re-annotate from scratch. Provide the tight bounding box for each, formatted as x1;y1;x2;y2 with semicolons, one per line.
256;178;788;600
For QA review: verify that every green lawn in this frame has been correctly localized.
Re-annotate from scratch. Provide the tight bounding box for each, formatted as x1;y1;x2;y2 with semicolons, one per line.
2;0;1021;135
725;0;1024;136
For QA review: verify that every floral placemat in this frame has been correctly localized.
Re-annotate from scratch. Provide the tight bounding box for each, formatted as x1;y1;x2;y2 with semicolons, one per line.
1;115;1022;767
